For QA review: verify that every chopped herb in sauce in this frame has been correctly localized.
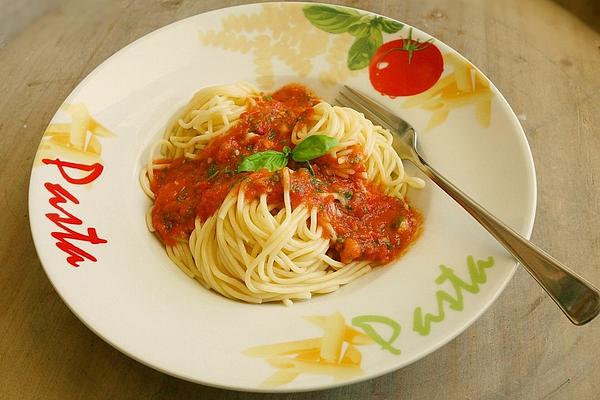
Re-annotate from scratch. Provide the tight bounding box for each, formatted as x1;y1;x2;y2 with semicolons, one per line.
207;163;219;179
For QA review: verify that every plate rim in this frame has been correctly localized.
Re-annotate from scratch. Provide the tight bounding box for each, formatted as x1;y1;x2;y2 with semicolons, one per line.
27;1;537;392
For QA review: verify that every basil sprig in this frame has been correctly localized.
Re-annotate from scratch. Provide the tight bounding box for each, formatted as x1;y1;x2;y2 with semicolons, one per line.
238;135;339;173
303;5;403;70
238;147;291;173
290;135;339;162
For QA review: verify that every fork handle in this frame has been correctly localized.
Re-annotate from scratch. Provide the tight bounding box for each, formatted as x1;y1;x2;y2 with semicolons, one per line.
413;157;600;325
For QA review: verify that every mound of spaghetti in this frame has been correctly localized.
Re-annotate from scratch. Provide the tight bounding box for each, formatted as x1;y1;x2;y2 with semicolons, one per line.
141;83;424;305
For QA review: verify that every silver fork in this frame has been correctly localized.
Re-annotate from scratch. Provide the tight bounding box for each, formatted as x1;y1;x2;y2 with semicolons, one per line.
337;85;600;325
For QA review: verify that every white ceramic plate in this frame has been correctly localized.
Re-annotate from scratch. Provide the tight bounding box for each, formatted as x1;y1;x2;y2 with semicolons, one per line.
29;2;536;392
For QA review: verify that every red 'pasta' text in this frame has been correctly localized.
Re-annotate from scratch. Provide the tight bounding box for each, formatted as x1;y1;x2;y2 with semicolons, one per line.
42;158;108;267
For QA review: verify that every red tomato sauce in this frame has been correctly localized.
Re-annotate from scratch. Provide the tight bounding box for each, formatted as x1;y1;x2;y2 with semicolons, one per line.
240;170;284;207
151;84;317;245
150;84;422;264
288;166;421;263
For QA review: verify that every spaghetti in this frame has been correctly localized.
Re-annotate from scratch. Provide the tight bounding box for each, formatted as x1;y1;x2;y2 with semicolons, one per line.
141;83;424;304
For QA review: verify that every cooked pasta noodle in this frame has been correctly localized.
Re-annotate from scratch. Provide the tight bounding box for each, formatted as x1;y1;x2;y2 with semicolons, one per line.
141;82;423;304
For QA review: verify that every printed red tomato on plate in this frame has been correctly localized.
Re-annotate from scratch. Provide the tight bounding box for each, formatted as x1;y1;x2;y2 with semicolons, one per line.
369;36;444;97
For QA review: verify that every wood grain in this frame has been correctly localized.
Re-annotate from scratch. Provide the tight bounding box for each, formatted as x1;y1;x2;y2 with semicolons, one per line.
1;0;599;399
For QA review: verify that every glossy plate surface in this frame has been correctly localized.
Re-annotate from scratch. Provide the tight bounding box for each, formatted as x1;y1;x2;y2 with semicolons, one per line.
29;2;536;392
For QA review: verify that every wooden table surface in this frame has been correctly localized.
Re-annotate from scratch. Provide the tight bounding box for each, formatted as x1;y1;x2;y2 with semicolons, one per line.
1;0;599;398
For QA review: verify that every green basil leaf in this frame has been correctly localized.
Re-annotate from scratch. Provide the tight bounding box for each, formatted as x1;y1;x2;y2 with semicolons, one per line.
378;19;403;33
347;28;382;70
303;5;362;34
291;135;339;162
347;22;371;38
238;150;288;172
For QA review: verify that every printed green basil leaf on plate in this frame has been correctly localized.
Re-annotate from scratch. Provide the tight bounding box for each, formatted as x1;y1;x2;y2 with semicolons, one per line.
347;29;383;70
303;5;362;34
238;150;289;172
347;22;372;38
291;135;340;162
377;18;404;34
